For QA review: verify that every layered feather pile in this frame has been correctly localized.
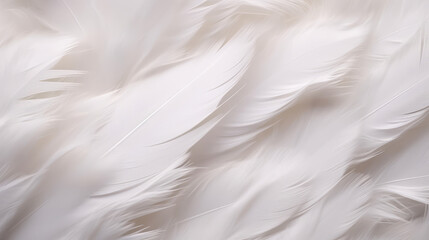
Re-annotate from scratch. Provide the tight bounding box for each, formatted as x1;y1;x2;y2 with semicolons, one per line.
1;0;429;239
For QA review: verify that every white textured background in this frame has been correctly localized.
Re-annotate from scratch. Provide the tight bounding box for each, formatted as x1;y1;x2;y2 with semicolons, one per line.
1;0;429;239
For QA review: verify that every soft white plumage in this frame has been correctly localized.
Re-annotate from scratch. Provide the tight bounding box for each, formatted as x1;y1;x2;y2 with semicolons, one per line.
1;0;429;239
